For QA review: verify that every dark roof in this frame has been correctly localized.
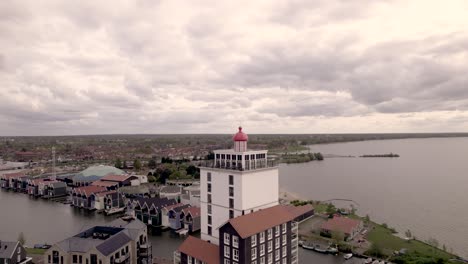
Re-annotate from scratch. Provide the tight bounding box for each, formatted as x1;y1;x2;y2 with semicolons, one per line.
0;241;19;259
227;205;296;238
171;204;191;213
132;197;177;209
96;232;132;256
178;236;219;264
160;185;182;194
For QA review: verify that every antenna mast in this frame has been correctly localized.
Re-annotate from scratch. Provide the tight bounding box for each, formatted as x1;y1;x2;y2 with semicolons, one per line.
52;146;56;180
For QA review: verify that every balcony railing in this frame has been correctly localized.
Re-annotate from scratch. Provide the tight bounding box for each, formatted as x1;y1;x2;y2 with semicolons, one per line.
197;160;278;171
114;253;129;263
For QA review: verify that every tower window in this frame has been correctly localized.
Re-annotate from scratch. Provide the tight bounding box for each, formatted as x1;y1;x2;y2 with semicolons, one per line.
208;194;212;203
229;210;234;219
208;226;212;235
208;183;211;193
208;204;212;214
208;215;212;225
229;187;234;197
207;172;211;182
229;198;234;208
229;175;234;185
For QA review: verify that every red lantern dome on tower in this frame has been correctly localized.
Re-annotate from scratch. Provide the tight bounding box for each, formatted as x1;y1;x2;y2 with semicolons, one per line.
233;126;248;141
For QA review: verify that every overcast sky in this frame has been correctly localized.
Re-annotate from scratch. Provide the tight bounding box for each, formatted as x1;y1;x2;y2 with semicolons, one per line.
1;0;468;135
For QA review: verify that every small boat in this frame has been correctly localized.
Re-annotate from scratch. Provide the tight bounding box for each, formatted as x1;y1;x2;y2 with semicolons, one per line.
344;253;353;260
327;247;338;254
371;260;379;264
313;245;327;253
301;243;315;250
105;207;125;216
364;258;373;264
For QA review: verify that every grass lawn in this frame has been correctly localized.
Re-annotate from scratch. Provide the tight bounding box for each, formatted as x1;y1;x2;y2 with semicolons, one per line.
314;203;328;214
26;248;47;255
367;224;455;259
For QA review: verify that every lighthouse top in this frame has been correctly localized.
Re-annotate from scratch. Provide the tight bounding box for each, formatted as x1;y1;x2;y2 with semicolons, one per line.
233;126;248;142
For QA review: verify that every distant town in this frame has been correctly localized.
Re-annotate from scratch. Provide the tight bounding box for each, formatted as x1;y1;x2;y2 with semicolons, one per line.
0;130;466;264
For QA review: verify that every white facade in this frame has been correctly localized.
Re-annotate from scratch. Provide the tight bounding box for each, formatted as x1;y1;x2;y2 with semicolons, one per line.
199;129;279;244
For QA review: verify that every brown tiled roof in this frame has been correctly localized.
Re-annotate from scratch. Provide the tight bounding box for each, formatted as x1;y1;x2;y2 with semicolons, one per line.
284;204;314;219
101;174;132;182
3;172;26;179
227;205;295;238
183;207;200;217
91;181;119;187
178;236;219;264
95;190;117;197
73;186;107;196
321;216;362;235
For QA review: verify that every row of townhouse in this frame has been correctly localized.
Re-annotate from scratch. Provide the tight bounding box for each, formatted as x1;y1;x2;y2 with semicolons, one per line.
1;172;67;198
128;197;201;233
70;186;125;214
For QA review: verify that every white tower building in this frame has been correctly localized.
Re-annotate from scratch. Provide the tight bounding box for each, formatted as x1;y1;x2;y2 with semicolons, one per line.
200;127;279;244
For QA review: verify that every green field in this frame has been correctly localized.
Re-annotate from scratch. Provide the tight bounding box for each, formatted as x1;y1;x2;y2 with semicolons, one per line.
368;224;455;261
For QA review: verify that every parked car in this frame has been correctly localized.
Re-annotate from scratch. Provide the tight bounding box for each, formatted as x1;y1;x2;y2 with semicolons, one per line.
344;253;353;260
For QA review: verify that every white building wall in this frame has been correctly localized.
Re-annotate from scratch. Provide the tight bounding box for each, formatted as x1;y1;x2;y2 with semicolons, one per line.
200;166;279;244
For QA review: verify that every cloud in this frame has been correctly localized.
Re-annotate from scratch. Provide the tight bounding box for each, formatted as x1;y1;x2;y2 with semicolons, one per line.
0;0;468;135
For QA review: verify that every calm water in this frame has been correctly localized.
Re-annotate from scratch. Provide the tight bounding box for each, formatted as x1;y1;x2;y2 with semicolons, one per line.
280;137;468;258
1;137;467;261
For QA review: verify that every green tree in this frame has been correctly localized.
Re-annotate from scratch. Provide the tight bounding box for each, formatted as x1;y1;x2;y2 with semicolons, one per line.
331;230;344;247
148;159;157;169
134;159;142;171
123;160;128;169
18;232;26;245
326;203;337;215
364;214;371;224
115;158;122;169
147;175;157;183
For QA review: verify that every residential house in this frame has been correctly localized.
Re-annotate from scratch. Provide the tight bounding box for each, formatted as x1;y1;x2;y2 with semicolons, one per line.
0;241;29;264
168;204;191;230
102;191;126;214
321;216;363;241
27;178;50;197
1;172;26;190
129;197;177;228
161;203;183;228
100;175;138;188
42;181;67;199
71;186;107;210
181;185;200;207
44;218;150;264
181;207;201;232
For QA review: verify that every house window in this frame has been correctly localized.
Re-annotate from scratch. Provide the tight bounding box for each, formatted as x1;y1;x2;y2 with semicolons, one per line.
207;172;211;181
224;233;230;245
282;258;287;264
260;257;265;264
268;253;272;264
188;256;192;263
229;175;234;185
73;255;77;263
229;210;234;219
251;248;257;260
208;226;212;236
282;223;286;234
233;235;239;248
275;250;280;261
275;238;280;249
207;194;212;203
233;249;239;261
282;234;287;245
208;183;211;193
260;244;265;256
229;187;234;197
282;246;287;257
275;226;280;236
224;245;230;258
208;204;212;214
251;235;257;247
268;241;272;252
267;229;272;240
208;215;212;225
260;232;265;243
229;198;234;208
224;259;230;264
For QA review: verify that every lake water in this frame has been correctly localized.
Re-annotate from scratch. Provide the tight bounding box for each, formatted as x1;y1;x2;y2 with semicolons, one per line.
1;137;467;261
279;137;468;258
